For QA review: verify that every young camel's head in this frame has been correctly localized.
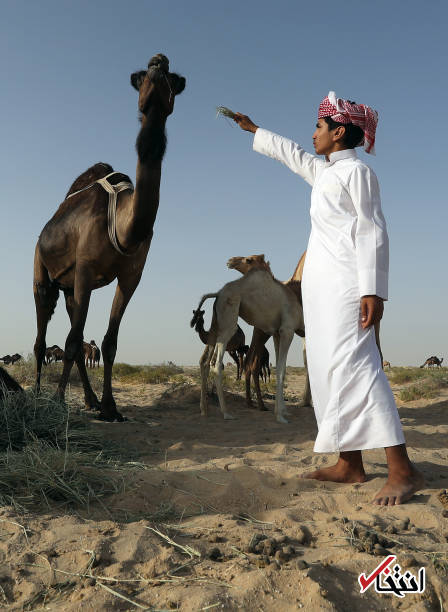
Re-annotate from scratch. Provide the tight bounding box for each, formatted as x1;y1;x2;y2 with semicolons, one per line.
227;254;272;275
190;308;205;329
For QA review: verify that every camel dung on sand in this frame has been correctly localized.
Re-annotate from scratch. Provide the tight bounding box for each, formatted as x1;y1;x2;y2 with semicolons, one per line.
33;53;186;422
191;254;305;423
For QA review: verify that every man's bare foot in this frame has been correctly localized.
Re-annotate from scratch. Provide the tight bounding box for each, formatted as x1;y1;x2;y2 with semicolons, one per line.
373;468;425;506
300;460;367;484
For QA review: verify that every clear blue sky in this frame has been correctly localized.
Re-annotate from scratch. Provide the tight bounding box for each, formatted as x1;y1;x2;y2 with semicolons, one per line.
1;0;446;366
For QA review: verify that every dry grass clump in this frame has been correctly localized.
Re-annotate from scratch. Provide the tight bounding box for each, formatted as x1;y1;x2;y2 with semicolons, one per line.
216;105;236;119
389;367;428;384
399;370;447;402
0;389;102;452
0;390;128;511
113;362;183;384
0;441;122;511
9;354;103;389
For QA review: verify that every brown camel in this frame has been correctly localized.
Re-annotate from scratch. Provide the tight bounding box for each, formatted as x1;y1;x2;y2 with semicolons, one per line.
0;366;24;399
420;356;444;368
91;340;101;368
260;347;270;382
0;354;22;365
192;310;247;379
83;342;94;368
33;54;186;421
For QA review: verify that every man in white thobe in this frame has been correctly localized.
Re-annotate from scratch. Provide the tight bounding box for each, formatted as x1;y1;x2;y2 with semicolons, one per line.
232;92;423;505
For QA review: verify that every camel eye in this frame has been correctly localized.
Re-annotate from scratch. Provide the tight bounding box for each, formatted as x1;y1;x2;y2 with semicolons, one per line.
246;258;253;263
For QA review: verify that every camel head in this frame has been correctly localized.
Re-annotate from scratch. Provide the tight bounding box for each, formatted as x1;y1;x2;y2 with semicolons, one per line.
227;254;271;275
131;54;186;118
190;308;205;329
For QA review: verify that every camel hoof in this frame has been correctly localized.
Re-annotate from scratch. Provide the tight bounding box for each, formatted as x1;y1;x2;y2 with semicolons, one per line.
98;411;126;422
276;415;289;424
223;413;236;420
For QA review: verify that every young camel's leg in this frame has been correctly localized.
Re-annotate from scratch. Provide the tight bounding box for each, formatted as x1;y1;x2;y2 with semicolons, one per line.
199;344;214;416
100;275;141;421
213;296;242;419
297;339;312;408
273;328;294;424
245;328;270;411
57;266;93;401
64;292;100;410
213;336;236;420
33;247;59;392
228;349;240;378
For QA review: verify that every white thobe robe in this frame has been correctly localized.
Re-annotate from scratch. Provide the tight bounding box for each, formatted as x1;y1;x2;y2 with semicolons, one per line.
253;128;405;452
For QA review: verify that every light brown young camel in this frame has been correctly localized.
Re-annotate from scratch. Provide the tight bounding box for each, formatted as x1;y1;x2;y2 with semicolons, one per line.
191;255;305;423
33;54;186;421
191;310;247;379
235;252;312;412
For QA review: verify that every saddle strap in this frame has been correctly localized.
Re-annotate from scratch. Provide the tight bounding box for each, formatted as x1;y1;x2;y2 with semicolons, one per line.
96;175;134;256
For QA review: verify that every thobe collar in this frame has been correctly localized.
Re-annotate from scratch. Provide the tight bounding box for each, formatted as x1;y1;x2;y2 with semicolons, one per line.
325;148;358;166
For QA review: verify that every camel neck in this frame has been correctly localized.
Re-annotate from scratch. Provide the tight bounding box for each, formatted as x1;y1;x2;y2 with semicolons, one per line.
118;108;168;248
195;320;209;345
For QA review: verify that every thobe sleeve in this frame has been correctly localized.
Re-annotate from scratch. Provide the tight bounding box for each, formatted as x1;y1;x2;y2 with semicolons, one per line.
253;128;324;186
348;165;389;300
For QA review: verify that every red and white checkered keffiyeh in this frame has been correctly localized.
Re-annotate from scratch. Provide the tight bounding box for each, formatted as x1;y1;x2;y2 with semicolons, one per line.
318;91;378;154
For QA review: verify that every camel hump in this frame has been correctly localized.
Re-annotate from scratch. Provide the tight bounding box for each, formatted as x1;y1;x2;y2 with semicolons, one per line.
65;163;114;198
65;163;133;200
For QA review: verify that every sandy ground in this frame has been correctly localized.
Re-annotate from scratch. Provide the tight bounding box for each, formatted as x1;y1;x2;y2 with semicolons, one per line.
1;368;447;611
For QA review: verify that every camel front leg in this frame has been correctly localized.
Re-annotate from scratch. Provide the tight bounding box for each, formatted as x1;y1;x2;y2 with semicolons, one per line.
64;293;100;410
100;277;140;422
213;340;235;420
57;268;92;401
273;328;294;424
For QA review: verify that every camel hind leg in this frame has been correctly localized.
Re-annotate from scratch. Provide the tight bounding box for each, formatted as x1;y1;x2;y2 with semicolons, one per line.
199;344;214;416
212;297;240;419
33;245;59;391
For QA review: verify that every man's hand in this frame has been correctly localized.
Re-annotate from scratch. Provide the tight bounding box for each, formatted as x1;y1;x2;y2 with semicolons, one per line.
360;295;384;329
233;113;259;133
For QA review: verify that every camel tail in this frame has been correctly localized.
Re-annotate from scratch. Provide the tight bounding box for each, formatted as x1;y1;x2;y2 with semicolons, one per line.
190;293;218;327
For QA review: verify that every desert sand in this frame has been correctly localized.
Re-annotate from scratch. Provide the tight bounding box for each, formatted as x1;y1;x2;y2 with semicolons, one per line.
1;368;447;611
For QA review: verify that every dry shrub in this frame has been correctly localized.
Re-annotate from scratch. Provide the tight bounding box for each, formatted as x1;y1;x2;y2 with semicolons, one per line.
113;362;183;384
0;390;131;511
399;371;448;402
389;367;428;384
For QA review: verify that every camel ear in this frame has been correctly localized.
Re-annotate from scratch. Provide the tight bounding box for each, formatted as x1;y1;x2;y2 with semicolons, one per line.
131;70;147;91
171;73;186;95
